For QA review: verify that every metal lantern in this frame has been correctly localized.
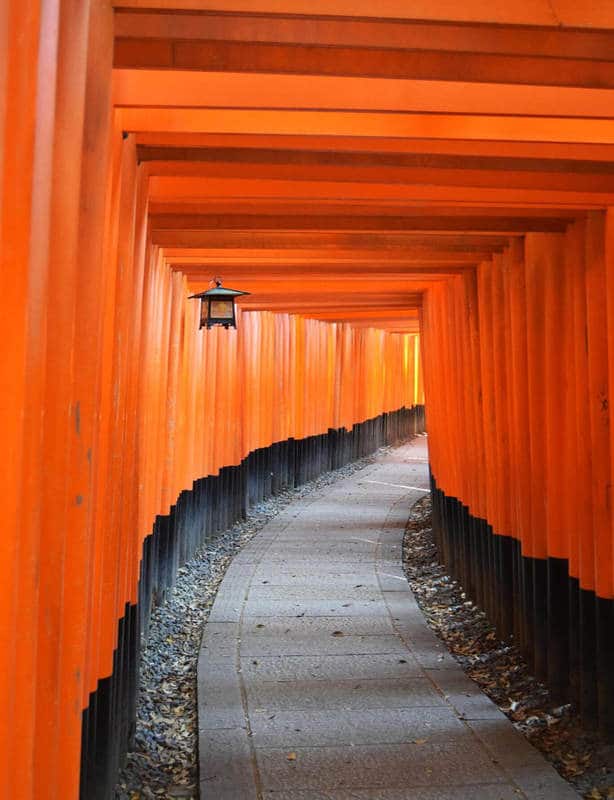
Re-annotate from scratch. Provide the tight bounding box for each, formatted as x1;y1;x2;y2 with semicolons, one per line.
189;279;250;330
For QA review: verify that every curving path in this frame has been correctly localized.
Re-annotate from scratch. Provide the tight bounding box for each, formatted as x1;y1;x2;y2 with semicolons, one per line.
198;438;579;800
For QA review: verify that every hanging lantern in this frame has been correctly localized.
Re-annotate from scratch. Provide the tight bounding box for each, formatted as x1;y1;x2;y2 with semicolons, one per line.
189;278;250;330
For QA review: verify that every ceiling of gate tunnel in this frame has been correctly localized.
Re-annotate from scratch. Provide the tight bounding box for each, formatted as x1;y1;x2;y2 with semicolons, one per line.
112;2;614;333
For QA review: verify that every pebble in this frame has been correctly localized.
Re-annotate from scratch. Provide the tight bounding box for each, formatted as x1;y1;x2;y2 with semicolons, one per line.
114;449;383;799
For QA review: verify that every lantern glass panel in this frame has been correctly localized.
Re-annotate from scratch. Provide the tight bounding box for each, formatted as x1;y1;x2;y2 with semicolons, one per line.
209;299;234;320
199;300;208;328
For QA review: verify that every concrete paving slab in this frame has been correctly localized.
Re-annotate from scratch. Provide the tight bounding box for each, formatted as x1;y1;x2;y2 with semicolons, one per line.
241;632;412;657
249;571;381;587
252;562;382;576
248;706;467;748
255;741;507;791
243;615;395;636
248;585;383;601
197;439;580;799
198;622;240;662
424;668;510;720
243;598;390;617
467;718;552;768
240;653;421;682
502;763;584;800
246;676;447;713
264;788;523;800
199;728;258;800
383;591;424;622
378;572;414;592
198;666;246;730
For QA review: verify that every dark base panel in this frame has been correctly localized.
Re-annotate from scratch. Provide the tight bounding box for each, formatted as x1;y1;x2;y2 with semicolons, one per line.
430;475;614;739
80;405;425;799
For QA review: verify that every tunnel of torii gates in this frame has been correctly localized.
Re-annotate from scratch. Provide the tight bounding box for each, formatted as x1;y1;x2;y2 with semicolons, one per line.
7;1;614;798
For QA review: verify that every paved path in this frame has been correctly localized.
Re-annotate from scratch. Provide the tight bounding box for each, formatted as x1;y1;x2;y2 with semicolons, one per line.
198;438;579;799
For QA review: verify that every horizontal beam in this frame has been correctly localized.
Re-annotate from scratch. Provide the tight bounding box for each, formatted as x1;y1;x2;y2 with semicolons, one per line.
296;308;419;318
115;13;614;61
185;279;439;293
121;108;614;146
114;39;614;90
135;132;614;162
139;148;614;176
143;160;614;194
151;232;507;253
149;214;567;234
114;13;614;59
110;0;614;29
147;176;614;208
163;251;480;266
148;201;580;219
237;301;424;312
317;319;420;330
115;70;614;120
173;264;471;278
153;231;511;247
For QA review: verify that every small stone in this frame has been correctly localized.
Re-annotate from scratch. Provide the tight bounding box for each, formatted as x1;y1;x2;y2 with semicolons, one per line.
167;788;195;798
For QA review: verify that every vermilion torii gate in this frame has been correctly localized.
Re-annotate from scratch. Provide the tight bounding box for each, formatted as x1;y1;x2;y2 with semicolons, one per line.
3;2;614;798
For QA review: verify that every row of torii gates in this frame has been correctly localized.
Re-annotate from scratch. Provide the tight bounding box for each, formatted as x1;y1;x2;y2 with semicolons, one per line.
3;2;614;798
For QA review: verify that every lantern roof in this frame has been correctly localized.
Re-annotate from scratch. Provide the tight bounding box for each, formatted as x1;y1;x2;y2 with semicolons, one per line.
188;282;250;300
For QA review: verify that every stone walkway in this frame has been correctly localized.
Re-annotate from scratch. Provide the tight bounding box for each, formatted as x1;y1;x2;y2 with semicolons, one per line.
198;438;579;800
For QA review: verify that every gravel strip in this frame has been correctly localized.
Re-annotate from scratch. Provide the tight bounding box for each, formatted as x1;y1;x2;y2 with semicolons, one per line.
114;448;388;800
403;497;614;800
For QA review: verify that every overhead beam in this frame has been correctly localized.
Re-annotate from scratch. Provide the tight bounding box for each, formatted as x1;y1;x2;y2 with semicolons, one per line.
149;213;567;234
138;148;614;176
237;295;424;308
115;70;614;120
146;176;614;208
142;162;614;196
150;231;508;252
155;231;511;247
148;201;580;219
110;0;614;30
114;13;614;59
135;133;614;163
120;108;614;147
163;251;481;266
172;263;472;278
114;39;614;90
185;279;440;293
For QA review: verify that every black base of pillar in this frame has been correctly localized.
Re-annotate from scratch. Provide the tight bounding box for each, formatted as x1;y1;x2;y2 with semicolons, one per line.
430;475;614;741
